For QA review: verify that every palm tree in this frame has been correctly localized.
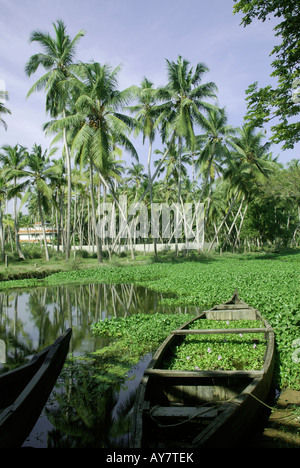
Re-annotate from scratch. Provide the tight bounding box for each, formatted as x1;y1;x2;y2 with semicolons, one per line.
127;77;160;253
67;62;138;165
50;61;138;261
125;163;147;196
48;157;67;251
155;56;217;254
154;143;189;186
25;19;85;261
157;56;217;151
229;125;274;177
195;107;236;202
21;144;57;261
208;126;277;252
0;144;28;259
0;90;11;131
128;57;217;216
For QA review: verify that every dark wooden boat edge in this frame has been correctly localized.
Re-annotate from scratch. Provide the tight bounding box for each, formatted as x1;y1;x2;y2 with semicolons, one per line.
0;328;72;448
131;290;275;448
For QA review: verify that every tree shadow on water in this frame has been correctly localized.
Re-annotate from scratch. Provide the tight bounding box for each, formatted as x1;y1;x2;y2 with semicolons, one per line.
44;357;138;448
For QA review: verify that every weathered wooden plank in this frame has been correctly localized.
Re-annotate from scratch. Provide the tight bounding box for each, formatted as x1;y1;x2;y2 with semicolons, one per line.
150;406;218;419
171;327;268;335
144;368;263;378
211;305;255;310
206;310;257;320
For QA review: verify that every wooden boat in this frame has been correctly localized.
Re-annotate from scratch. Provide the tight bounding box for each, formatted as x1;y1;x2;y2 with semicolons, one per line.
131;291;274;448
0;328;72;448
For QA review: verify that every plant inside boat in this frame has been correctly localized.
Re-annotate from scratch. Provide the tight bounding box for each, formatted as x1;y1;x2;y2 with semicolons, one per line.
164;319;267;371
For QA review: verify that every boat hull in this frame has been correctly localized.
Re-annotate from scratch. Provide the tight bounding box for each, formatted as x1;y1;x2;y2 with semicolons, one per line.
0;329;72;448
131;292;274;448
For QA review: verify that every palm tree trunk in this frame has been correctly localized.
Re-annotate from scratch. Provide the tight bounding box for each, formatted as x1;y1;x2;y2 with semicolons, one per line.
89;162;102;263
234;201;249;249
0;202;5;261
38;192;50;261
62;110;71;261
99;174;135;259
147;139;157;256
208;191;239;252
176;137;184;256
13;185;25;260
221;195;245;250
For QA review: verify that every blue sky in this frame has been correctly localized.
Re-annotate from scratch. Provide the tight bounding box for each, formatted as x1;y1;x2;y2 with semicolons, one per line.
0;0;298;170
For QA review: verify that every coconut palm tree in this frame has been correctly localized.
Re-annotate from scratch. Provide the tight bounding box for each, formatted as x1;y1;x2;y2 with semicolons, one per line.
67;62;138;165
25;19;85;261
155;56;217;254
125;163;147;196
195;107;236;202
0;144;28;259
157;56;217;151
127;77;160;253
229;125;274;177
0;90;11;131
49;61;138;260
208;127;277;252
154;142;189;186
20;144;58;261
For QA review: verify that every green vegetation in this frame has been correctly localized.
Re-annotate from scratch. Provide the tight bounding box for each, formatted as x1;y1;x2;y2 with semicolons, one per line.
91;315;268;374
164;319;267;372
234;0;300;149
90;313;195;387
92;313;195;358
2;250;294;389
86;252;298;390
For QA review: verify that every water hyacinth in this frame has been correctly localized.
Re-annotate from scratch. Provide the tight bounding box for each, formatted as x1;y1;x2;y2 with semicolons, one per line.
165;319;267;371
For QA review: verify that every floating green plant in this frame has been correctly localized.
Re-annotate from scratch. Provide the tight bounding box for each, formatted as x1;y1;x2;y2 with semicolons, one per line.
164;320;267;371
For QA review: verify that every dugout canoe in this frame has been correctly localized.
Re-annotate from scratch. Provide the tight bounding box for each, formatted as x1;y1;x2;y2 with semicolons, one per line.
0;328;72;448
131;291;274;448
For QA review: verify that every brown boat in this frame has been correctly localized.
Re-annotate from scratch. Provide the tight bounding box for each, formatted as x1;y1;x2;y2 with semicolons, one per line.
0;328;72;448
131;291;274;448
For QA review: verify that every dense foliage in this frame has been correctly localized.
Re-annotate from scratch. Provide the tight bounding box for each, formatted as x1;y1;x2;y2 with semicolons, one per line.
233;0;300;149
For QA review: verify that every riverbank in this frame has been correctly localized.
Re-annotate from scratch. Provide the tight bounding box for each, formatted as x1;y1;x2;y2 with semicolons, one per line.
247;389;300;448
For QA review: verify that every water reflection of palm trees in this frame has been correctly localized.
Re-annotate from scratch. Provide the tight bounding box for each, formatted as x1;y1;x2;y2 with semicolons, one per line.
0;283;196;446
0;283;173;360
0;283;175;371
45;371;136;448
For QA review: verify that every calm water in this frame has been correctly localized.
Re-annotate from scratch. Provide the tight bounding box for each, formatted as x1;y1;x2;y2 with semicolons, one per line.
0;283;199;448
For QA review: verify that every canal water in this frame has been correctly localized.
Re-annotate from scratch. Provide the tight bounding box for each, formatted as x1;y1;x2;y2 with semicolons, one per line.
0;283;199;448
